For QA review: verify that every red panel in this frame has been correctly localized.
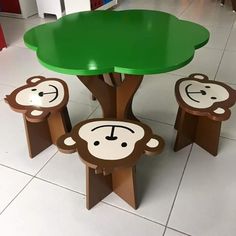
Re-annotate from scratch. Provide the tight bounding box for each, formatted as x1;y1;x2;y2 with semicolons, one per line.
0;0;21;14
91;0;104;10
0;25;7;50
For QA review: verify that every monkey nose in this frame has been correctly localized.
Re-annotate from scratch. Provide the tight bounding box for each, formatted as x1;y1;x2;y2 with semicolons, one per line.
200;90;206;95
105;136;118;141
38;92;44;97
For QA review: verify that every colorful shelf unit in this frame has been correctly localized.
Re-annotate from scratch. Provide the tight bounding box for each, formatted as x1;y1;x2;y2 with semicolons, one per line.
0;0;37;18
64;0;117;14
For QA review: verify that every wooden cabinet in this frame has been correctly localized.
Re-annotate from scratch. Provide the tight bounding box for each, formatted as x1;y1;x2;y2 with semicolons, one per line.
0;0;37;18
64;0;118;15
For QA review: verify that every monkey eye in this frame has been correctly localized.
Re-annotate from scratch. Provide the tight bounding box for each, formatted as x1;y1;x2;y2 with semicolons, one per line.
121;142;127;147
211;96;217;100
205;86;210;88
94;141;100;146
31;88;37;91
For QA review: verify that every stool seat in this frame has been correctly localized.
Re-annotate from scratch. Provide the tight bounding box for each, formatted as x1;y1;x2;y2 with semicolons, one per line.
174;73;236;156
57;118;164;209
5;76;71;158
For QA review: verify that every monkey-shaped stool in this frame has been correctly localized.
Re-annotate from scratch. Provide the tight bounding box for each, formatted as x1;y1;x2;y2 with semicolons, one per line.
57;118;164;209
174;73;236;156
5;76;71;158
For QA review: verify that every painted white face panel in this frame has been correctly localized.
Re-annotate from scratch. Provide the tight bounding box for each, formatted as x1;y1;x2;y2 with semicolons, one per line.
15;80;65;108
78;121;145;160
179;80;229;109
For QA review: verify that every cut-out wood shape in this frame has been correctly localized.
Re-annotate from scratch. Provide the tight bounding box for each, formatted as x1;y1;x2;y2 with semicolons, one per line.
5;76;72;158
174;73;236;156
57;118;164;209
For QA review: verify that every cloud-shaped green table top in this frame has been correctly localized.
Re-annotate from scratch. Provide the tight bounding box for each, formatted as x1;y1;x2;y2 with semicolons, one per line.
24;10;209;76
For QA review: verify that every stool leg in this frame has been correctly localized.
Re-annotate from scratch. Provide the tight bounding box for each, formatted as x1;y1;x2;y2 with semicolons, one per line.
48;107;72;144
195;117;221;156
174;109;198;152
174;106;182;130
112;166;138;209
24;116;52;158
232;0;236;11
86;167;112;210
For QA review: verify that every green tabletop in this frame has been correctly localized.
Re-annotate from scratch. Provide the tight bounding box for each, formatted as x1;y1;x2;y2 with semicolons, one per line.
24;10;209;76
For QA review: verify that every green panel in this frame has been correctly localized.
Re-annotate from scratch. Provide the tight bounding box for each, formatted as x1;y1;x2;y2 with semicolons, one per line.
24;10;209;75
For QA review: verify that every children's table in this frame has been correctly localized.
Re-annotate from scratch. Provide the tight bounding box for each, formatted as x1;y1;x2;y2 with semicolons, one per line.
24;10;209;119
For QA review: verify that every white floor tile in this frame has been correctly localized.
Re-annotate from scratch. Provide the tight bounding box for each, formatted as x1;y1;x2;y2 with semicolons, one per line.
173;47;223;79
215;50;236;84
37;152;86;193
168;138;236;236
204;26;231;50
180;0;236;29
165;228;189;236
226;22;236;51
0;101;57;175
0;47;45;87
0;84;14;101
0;178;165;236
133;73;180;125
0;165;31;213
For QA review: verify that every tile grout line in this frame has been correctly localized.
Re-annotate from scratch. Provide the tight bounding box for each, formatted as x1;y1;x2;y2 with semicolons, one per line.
165;226;192;236
212;17;236;81
178;0;195;18
0;150;58;216
162;145;194;236
0;176;34;216
0;163;34;177
35;175;167;228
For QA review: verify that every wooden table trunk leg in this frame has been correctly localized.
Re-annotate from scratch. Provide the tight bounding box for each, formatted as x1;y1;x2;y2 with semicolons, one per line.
112;166;138;209
195;117;221;156
174;110;198;152
78;75;117;118
86;167;113;210
116;74;143;119
24;116;52;158
47;107;72;144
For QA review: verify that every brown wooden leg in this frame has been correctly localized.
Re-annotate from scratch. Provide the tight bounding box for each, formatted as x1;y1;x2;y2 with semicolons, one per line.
24;116;52;158
232;0;236;11
174;106;182;130
116;74;143;119
48;107;72;144
174;109;198;152
112;166;138;209
78;74;143;119
195;117;221;156
86;167;112;210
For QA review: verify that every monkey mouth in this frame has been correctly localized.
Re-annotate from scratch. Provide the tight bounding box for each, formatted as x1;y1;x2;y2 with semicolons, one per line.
185;84;206;103
38;84;58;103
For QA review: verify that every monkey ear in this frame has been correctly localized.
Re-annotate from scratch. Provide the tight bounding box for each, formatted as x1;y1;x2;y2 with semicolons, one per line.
26;76;45;85
57;133;77;154
25;109;50;122
189;73;209;81
144;135;164;156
